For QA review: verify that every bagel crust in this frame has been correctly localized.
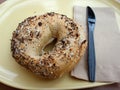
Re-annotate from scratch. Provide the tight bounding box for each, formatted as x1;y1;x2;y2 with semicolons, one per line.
11;12;87;79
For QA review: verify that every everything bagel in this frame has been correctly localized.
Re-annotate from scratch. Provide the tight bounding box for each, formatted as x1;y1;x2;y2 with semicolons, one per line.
11;12;87;79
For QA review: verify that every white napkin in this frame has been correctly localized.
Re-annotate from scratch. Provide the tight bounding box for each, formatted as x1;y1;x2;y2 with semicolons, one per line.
115;0;120;3
71;6;120;82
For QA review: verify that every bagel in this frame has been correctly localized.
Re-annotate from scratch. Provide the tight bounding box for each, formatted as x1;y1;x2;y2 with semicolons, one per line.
11;12;87;79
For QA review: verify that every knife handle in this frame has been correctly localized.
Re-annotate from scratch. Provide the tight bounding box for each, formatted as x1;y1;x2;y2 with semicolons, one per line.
88;23;96;82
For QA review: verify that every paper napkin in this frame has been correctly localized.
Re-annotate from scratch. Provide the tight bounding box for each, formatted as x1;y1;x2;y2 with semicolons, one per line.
71;6;120;82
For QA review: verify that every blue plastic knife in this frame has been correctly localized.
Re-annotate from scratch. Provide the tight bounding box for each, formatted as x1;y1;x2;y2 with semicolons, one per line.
87;6;96;82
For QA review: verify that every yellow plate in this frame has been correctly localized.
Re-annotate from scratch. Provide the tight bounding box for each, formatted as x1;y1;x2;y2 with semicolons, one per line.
0;0;120;89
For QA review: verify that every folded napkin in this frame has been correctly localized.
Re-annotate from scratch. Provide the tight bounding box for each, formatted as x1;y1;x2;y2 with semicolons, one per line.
71;6;120;82
116;0;120;3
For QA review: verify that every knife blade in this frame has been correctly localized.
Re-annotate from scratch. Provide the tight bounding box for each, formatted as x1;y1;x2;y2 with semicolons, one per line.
87;6;96;82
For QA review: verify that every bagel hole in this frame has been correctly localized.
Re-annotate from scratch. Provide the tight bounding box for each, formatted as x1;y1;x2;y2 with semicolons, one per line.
43;38;57;53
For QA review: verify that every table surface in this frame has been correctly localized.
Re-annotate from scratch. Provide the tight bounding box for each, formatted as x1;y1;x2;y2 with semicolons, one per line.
0;0;120;90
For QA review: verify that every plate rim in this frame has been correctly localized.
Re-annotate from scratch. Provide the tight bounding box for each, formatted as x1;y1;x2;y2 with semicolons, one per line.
0;79;110;89
0;0;119;89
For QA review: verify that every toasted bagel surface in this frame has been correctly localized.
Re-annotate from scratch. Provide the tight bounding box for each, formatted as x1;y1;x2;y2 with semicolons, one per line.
11;12;87;79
